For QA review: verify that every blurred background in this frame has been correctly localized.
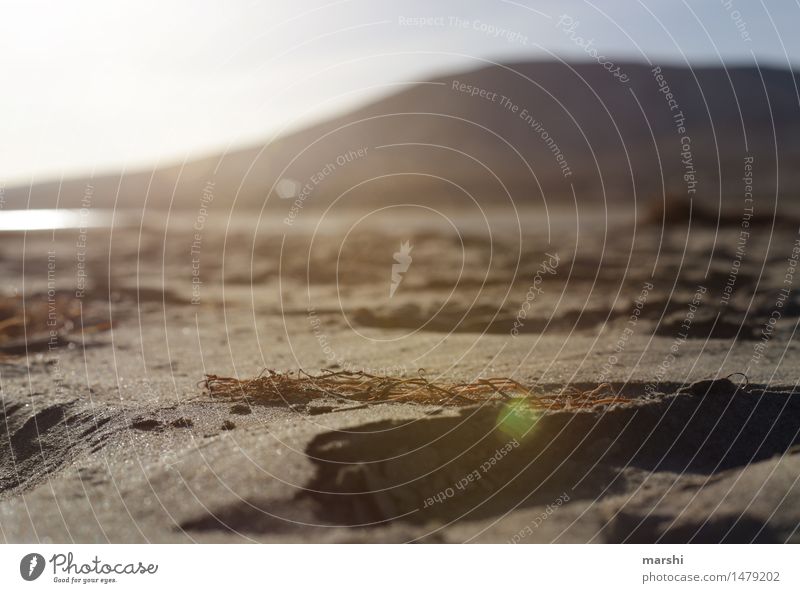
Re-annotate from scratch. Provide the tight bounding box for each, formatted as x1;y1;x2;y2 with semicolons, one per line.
3;0;800;212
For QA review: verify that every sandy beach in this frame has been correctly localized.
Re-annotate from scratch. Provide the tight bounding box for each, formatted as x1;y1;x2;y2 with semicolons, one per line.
1;202;799;543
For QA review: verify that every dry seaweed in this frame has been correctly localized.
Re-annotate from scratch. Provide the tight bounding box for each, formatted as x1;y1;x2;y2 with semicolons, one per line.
203;369;630;409
0;292;111;356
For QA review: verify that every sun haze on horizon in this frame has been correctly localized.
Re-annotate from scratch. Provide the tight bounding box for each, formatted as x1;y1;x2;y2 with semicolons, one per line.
2;0;799;185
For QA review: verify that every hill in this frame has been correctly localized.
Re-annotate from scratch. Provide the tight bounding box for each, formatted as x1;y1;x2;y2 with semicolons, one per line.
7;60;800;213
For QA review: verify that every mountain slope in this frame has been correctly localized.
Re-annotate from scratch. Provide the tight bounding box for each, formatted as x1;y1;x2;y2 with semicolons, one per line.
8;60;800;213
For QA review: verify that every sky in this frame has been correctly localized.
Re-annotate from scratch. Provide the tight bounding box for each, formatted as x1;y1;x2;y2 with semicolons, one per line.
2;0;800;184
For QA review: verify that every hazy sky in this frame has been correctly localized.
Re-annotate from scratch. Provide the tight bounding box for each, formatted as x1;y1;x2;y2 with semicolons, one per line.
2;0;799;184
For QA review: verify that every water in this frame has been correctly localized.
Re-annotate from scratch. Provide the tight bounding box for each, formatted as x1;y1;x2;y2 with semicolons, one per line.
0;209;114;231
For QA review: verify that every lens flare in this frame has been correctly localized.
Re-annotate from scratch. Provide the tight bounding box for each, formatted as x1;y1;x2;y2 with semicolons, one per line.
496;400;541;442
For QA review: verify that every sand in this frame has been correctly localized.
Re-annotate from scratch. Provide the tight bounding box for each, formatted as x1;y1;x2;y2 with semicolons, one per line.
1;206;800;543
